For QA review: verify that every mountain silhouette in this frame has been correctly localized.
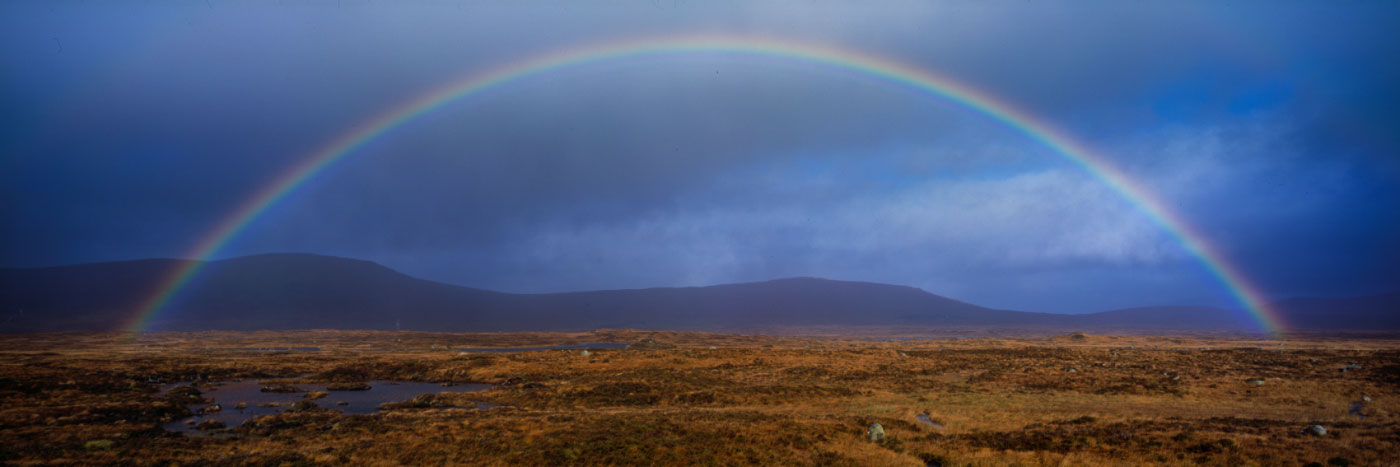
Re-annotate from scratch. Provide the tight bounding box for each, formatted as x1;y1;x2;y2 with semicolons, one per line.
1;253;1394;333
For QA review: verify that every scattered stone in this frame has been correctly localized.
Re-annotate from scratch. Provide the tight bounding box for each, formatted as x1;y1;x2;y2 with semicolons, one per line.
196;419;226;430
580;350;591;357
1246;378;1265;387
915;413;945;430
260;383;303;393
1363;395;1372;402
868;423;886;441
1305;425;1327;436
1340;364;1362;372
83;439;115;451
305;390;328;400
326;382;371;391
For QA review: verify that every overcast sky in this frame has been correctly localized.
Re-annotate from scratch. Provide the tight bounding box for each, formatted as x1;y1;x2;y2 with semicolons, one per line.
2;0;1397;313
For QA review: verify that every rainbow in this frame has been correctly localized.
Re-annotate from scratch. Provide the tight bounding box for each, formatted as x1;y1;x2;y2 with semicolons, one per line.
123;35;1283;335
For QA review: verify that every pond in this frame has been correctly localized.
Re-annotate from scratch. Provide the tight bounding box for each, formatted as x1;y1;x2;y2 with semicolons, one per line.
161;380;493;433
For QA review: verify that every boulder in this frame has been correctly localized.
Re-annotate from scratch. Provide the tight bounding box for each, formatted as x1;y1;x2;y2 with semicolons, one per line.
1305;425;1327;436
868;423;886;441
1246;379;1265;387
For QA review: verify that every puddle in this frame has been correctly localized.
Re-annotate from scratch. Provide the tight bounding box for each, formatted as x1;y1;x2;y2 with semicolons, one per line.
161;380;492;433
916;413;945;429
455;342;628;353
1350;401;1366;419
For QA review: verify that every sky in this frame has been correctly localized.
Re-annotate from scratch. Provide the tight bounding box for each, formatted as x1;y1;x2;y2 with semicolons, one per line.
2;0;1397;313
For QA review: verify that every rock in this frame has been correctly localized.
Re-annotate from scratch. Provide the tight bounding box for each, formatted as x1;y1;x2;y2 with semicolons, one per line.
580;350;591;357
708;346;717;350
305;391;329;400
1363;395;1372;402
916;413;945;430
1246;378;1265;386
260;383;303;393
1341;364;1362;372
868;423;886;441
196;419;226;430
199;403;222;414
1305;425;1327;436
83;439;115;450
326;382;371;391
1066;368;1078;373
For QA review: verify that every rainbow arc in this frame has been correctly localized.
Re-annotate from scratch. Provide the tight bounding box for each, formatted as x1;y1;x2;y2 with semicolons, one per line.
124;35;1282;336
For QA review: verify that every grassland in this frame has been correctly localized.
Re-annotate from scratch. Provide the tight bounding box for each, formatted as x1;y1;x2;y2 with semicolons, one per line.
1;330;1397;466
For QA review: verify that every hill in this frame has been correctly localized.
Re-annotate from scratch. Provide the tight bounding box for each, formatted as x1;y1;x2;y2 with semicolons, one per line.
2;253;1394;333
0;253;1060;332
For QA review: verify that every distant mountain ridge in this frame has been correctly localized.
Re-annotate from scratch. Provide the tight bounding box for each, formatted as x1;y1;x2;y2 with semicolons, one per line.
1;253;1395;333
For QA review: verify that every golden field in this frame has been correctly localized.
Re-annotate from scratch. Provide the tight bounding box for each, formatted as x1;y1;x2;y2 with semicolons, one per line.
1;330;1397;466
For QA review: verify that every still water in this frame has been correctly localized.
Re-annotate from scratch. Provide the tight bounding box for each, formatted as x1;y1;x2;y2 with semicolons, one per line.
161;380;492;433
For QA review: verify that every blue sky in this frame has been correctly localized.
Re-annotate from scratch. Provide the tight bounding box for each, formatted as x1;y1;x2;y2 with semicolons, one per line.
2;0;1397;313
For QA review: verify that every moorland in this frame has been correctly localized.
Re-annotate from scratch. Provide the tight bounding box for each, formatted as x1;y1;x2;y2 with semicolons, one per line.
1;330;1397;466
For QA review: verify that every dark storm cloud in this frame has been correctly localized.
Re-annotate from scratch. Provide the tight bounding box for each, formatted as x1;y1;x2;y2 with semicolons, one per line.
2;0;1396;313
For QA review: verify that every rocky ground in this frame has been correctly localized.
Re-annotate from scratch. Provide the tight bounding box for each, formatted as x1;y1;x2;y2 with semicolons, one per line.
1;330;1397;466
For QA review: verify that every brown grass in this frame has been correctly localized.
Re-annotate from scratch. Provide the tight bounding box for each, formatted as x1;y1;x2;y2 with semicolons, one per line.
0;330;1397;465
